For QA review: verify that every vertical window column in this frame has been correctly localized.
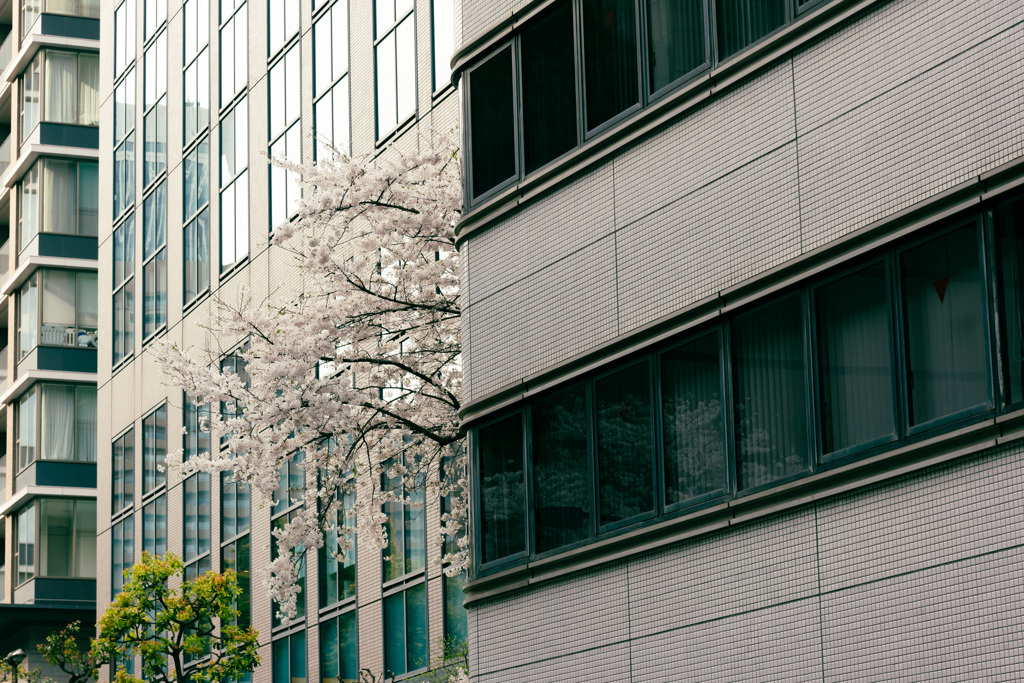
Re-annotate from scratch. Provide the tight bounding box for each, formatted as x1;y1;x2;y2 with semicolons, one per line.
184;472;212;579
313;1;350;159
220;98;249;271
142;182;167;338
113;215;135;365
184;139;211;304
374;0;415;139
269;45;301;229
221;471;252;627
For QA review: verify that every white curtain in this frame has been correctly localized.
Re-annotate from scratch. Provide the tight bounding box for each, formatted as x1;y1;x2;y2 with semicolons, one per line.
41;384;76;461
76;387;97;462
42;159;77;234
78;53;99;125
42;270;76;327
44;51;78;124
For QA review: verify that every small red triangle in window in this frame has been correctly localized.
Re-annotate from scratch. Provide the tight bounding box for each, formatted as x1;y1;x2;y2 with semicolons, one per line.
933;276;950;303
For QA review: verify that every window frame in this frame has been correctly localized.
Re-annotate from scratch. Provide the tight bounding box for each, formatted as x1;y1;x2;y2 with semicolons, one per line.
268;44;302;229
183;471;212;579
111;512;135;597
141;180;168;343
13;383;96;471
17;269;99;359
13;497;98;586
141;402;168;497
183;136;211;307
113;212;136;368
17;157;100;252
112;426;136;516
463;42;519;206
469;197;1009;578
220;97;250;274
19;48;101;143
372;0;417;143
219;0;248;110
381;579;429;678
312;0;351;160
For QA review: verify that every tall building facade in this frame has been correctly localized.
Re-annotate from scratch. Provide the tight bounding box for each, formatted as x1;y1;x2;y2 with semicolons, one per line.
455;0;1024;679
97;0;462;681
0;0;100;676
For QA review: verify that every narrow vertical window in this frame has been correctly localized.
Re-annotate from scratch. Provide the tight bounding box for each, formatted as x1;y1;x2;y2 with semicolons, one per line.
222;535;251;627
143;494;167;557
732;295;807;490
532;380;590;553
184;472;212;579
112;429;135;514
384;582;427;676
901;223;989;426
184;138;211;304
477;413;524;564
374;0;415;138
115;0;136;77
661;333;725;506
382;459;425;582
468;47;515;200
581;0;639;132
112;513;134;596
142;404;167;494
646;0;706;93
269;46;301;228
320;490;355;607
142;181;167;338
271;508;306;626
815;263;895;454
320;611;358;683
221;98;249;270
314;2;350;159
113;215;135;365
596;361;654;526
431;0;454;91
521;1;577;174
272;632;306;683
998;195;1024;405
268;0;300;57
716;0;785;60
220;1;247;105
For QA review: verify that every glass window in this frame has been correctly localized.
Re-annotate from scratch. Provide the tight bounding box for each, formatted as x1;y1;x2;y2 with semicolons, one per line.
142;182;167;338
184;208;210;304
732;294;808;490
596;361;654;527
184;138;211;223
432;0;453;91
901;223;989;426
18;270;98;354
532;380;589;553
443;571;467;649
383;582;427;676
270;122;301;228
374;9;415;138
998;195;1024;406
184;472;211;576
115;0;136;76
145;0;167;40
219;349;250;445
17;392;37;470
144;33;167;109
220;2;247;105
184;0;210;62
272;452;304;516
112;428;135;514
815;263;896;454
35;499;97;579
142;404;167;494
478;413;524;565
221;534;251;627
660;333;726;505
320;611;358;683
521;1;576;174
271;508;306;626
314;4;349;158
45;51;100;127
269;45;300;142
646;0;706;93
20;52;40;140
320;490;355;607
113;215;136;365
221;99;249;270
112;513;134;596
143;494;167;557
581;0;638;132
272;631;306;683
269;0;299;56
468;47;515;200
16;505;36;584
114;132;136;219
35;384;97;463
18;159;99;251
144;97;167;186
383;459;425;582
716;0;785;61
184;394;211;459
114;73;135;150
222;471;251;539
184;50;210;144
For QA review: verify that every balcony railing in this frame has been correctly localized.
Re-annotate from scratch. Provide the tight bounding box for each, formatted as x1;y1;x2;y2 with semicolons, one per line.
0;135;10;179
0;31;10;76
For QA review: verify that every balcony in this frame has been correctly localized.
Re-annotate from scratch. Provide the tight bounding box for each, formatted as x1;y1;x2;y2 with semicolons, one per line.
0;345;7;393
0;32;10;79
0;135;10;179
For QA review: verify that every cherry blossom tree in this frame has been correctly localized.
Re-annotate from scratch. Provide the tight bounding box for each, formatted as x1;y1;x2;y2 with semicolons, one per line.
158;137;466;624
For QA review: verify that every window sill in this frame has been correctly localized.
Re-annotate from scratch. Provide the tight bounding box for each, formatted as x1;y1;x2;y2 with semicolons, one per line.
218;256;250;288
454;0;881;246
375;112;418;150
141;324;168;349
318;596;357;618
382;568;426;593
183;288;212;316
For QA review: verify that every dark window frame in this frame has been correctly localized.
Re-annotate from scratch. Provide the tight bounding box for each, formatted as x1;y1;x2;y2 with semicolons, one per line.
140;180;168;344
471;199;1008;578
112;426;135;517
141;401;168;498
372;0;417;143
463;42;519;206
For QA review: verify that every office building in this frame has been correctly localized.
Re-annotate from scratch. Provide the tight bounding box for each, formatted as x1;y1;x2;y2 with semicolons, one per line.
0;0;99;676
455;0;1024;679
97;0;462;681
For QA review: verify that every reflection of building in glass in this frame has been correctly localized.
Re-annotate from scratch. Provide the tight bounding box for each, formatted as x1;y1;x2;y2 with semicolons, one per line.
0;0;100;676
97;0;463;680
456;0;1024;678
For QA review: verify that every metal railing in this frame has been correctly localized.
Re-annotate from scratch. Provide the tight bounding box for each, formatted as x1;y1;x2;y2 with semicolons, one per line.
0;31;11;76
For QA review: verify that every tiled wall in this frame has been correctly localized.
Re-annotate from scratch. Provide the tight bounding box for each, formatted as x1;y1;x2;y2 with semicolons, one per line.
459;0;1024;403
470;438;1024;681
